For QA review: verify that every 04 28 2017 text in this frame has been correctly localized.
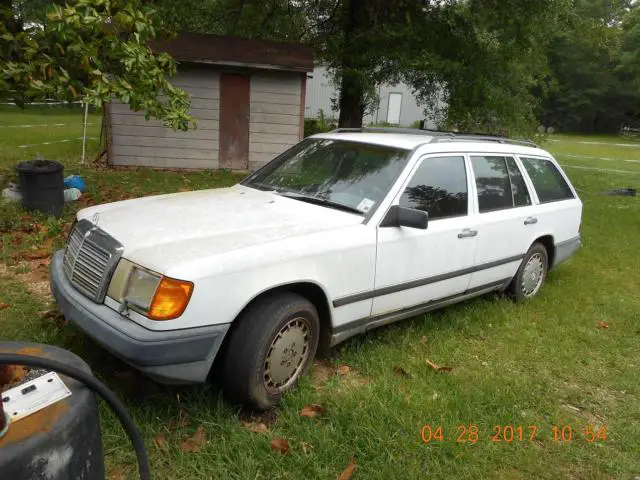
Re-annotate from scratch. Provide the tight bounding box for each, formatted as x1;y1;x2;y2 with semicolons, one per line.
420;424;607;444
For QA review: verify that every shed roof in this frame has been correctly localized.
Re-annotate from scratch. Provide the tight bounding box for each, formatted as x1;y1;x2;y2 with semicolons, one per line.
150;33;314;73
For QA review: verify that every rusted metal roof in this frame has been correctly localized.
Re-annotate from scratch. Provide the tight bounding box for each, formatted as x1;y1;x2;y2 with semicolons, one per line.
150;33;314;73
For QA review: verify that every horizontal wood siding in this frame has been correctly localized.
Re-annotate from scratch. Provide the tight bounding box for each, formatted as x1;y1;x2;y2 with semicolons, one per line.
109;68;220;169
111;104;220;121
112;145;218;161
112;136;218;150
249;72;303;170
112;124;220;139
113;156;216;170
109;67;305;171
250;102;300;115
249;123;300;135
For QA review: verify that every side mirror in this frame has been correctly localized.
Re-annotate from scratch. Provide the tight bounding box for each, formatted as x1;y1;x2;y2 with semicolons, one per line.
380;205;429;229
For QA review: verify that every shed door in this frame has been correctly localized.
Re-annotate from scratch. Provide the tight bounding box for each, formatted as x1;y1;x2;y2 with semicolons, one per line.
219;73;250;170
386;92;402;125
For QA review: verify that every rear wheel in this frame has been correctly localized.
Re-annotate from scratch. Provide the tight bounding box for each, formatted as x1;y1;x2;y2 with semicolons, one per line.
221;293;320;410
507;242;549;301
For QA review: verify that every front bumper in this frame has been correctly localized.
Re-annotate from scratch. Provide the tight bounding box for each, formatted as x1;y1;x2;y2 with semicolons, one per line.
50;250;230;384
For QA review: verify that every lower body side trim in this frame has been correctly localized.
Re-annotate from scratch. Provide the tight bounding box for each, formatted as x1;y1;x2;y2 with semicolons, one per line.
329;277;511;347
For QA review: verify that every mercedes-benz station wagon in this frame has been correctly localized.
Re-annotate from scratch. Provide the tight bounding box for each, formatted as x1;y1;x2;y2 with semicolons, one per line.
51;128;582;409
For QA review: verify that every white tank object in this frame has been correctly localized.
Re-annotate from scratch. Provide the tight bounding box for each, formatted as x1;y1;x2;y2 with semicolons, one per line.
63;188;82;202
2;183;22;202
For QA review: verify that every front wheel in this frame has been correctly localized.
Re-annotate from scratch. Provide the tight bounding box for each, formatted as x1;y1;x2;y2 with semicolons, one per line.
221;293;320;410
507;242;549;301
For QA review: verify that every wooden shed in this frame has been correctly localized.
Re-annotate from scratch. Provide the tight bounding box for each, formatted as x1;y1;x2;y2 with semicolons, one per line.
104;33;314;171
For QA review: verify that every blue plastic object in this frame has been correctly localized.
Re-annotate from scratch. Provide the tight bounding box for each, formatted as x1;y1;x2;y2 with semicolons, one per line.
64;175;86;192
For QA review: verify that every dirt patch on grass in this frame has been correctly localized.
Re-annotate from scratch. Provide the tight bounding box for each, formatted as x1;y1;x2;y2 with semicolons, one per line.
238;408;279;428
310;360;371;391
14;259;53;301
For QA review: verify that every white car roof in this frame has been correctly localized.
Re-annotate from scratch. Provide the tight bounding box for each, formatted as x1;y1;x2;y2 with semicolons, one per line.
310;131;552;158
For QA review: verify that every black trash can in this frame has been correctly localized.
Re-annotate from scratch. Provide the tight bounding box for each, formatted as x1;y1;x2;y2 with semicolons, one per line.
16;160;64;217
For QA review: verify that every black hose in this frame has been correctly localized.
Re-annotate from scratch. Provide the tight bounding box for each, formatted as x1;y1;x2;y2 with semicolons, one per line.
0;354;150;480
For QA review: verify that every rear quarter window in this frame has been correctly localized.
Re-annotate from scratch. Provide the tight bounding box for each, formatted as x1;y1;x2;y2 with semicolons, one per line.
520;157;575;203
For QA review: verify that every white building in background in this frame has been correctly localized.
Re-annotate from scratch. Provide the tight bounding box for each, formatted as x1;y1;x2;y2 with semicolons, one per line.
304;66;445;129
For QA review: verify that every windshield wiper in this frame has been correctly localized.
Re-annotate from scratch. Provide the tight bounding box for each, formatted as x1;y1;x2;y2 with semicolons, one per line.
277;191;364;215
247;182;282;192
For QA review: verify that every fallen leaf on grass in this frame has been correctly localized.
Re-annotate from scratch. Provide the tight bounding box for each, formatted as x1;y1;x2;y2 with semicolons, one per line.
420;336;428;345
337;456;357;480
597;321;609;329
0;302;9;310
300;441;313;454
180;426;207;453
300;404;325;418
336;365;351;375
153;433;169;452
22;249;50;261
242;422;268;433
270;437;290;455
426;359;453;373
106;466;133;480
393;366;413;379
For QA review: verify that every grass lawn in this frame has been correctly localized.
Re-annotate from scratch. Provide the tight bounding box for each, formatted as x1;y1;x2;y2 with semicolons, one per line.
0;106;639;479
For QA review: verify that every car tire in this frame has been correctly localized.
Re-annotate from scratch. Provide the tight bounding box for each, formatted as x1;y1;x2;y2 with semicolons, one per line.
507;242;549;301
221;292;320;410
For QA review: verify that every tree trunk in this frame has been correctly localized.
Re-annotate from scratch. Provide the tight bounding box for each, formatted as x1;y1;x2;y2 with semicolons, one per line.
338;71;365;128
337;0;366;128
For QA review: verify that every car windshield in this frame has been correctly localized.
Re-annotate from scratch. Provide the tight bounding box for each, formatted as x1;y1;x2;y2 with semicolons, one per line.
242;138;411;215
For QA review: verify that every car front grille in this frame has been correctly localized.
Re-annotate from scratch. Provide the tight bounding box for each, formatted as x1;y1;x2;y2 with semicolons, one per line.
63;219;124;303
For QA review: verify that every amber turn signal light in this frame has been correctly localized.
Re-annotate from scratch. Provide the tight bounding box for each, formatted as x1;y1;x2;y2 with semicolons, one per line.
148;277;194;321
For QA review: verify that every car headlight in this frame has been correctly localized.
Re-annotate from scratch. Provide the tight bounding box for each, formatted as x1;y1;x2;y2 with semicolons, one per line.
108;260;194;321
125;267;161;312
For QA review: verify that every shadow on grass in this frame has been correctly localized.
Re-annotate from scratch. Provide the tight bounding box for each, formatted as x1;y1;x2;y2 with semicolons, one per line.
49;268;570;421
327;267;569;356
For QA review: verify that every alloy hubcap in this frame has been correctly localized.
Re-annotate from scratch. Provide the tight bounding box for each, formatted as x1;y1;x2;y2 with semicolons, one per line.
521;253;545;297
264;318;310;391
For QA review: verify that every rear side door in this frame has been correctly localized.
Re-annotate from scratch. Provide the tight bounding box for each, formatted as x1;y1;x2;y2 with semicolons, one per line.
517;155;583;262
372;154;478;316
466;154;540;290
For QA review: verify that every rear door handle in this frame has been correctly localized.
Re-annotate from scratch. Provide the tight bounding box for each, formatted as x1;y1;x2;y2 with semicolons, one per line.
524;217;538;225
458;229;478;239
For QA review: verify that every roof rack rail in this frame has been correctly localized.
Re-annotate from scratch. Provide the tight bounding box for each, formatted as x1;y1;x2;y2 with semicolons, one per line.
430;135;538;148
329;126;538;148
330;127;434;135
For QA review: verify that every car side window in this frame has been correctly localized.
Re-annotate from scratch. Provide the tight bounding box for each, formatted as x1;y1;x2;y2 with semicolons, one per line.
505;157;532;207
470;156;513;213
520;157;575;203
398;156;468;220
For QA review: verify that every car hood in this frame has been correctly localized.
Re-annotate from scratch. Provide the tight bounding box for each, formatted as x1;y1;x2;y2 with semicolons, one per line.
77;184;363;274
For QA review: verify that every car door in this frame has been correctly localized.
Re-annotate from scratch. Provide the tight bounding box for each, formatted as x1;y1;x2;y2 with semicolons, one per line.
466;154;539;290
372;154;478;317
516;155;583;254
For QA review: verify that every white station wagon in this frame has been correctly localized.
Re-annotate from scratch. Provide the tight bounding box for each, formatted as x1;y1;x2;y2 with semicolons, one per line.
51;128;582;409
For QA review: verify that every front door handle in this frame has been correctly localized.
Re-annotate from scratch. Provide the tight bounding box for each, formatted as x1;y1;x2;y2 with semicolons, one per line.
458;229;478;239
524;217;538;225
